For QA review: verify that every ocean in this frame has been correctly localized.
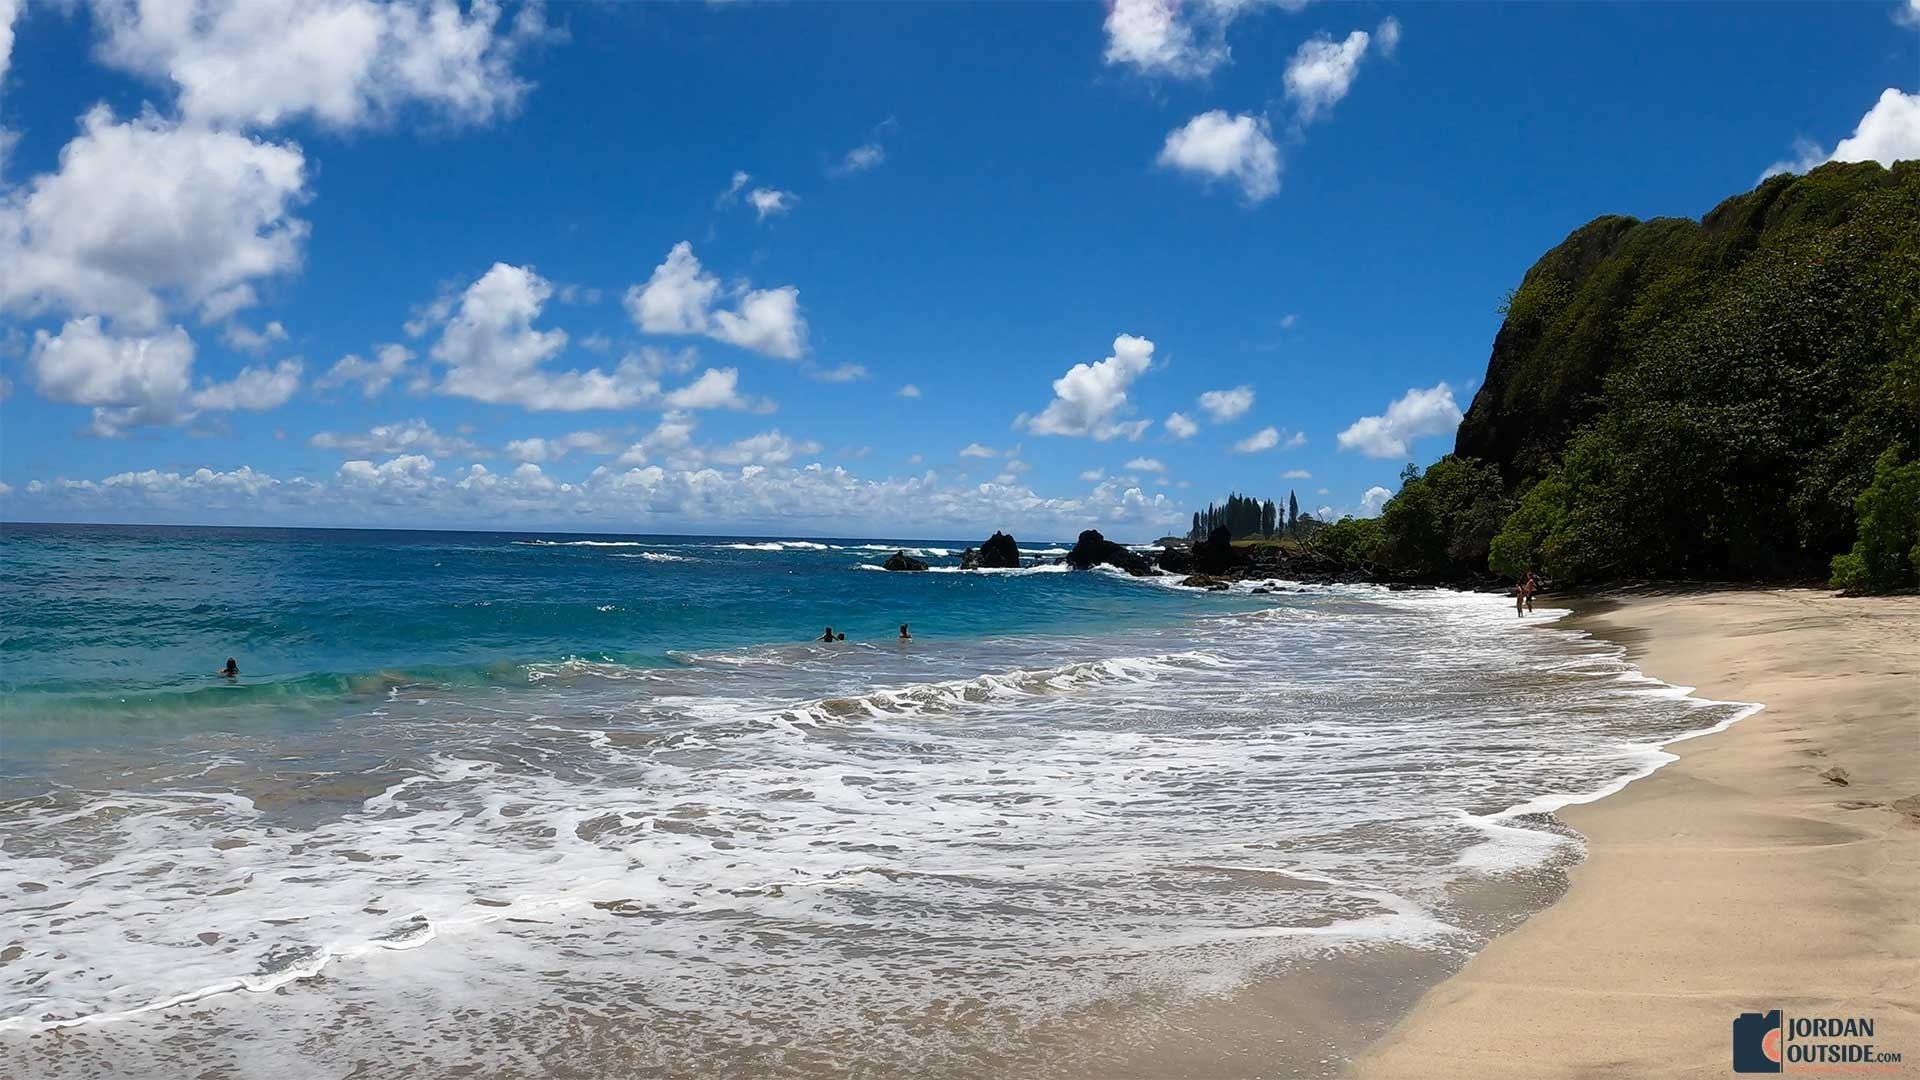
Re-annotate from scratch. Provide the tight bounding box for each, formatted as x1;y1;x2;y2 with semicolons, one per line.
0;523;1752;1078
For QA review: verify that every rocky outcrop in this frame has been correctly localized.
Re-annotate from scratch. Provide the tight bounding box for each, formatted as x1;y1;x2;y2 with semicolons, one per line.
1179;574;1232;591
1064;530;1156;576
978;531;1020;568
882;550;928;572
1192;526;1247;575
958;532;1021;570
1157;544;1195;574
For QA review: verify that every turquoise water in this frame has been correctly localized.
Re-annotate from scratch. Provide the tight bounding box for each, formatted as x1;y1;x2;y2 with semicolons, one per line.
0;522;1750;1079
0;522;1241;729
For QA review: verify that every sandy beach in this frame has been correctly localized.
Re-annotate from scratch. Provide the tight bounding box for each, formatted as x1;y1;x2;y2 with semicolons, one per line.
1352;588;1920;1079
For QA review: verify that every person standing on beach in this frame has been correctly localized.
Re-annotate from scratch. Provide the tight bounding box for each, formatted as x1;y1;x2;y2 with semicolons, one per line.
1524;571;1539;614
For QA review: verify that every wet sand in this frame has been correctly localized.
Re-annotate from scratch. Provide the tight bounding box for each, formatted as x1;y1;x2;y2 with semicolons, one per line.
1351;588;1920;1079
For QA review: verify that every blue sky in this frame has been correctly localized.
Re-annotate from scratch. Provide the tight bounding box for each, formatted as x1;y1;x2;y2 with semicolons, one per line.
1;0;1916;539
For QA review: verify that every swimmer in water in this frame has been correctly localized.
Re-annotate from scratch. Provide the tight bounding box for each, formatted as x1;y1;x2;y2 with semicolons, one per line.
820;626;835;642
898;623;911;641
220;657;239;677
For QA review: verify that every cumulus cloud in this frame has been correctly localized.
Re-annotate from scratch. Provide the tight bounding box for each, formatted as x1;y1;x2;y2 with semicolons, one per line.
1232;426;1280;453
1359;484;1392;516
1157;110;1280;203
501;430;622;464
1764;89;1920;177
86;0;552;131
624;242;808;360
1021;333;1155;441
316;343;414;397
1336;382;1463;458
186;357;302;411
1164;411;1199;439
310;418;479;459
29;316;300;434
1898;0;1920;27
0;106;309;328
747;187;796;220
1282;468;1311;479
959;442;996;458
1102;0;1228;78
221;319;288;354
897;383;921;398
1283;27;1375;123
662;366;764;411
426;262;679;411
15;450;1187;536
1197;384;1254;422
0;0;20;108
1124;456;1166;473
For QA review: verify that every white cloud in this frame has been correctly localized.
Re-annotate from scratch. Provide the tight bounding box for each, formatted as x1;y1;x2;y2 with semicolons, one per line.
1103;0;1227;78
316;343;413;397
0;0;20;109
1764;89;1920;177
959;442;996;458
0;107;308;328
1336;382;1463;458
747;187;796;220
663;366;761;411
1079;467;1106;483
897;383;921;398
187;357;301;411
1197;384;1254;422
1282;468;1311;479
808;363;866;382
1283;28;1373;123
1125;456;1166;473
1022;333;1156;441
625;242;808;359
430;262;661;411
837;142;884;175
310;418;478;459
1359;485;1391;516
19;449;1191;536
221;319;287;354
1374;15;1401;58
1158;110;1280;203
1896;0;1920;29
86;0;551;130
29;316;299;434
1164;411;1199;439
1233;426;1280;453
501;430;621;464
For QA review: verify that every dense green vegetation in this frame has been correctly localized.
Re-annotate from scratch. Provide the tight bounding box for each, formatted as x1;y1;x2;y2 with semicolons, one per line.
1323;161;1920;592
1188;491;1314;540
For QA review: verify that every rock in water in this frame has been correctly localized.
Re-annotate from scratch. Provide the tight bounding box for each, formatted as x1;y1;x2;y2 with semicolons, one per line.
1157;544;1195;574
957;547;980;570
882;550;928;572
978;531;1021;569
1065;529;1156;576
1192;526;1246;575
1180;575;1233;591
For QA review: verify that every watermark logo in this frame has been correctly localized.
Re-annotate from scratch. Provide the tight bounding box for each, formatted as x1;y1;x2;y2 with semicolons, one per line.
1734;1010;1783;1073
1734;1010;1904;1074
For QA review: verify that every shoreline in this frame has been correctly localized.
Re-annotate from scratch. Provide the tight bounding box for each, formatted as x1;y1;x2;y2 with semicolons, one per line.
1349;587;1920;1078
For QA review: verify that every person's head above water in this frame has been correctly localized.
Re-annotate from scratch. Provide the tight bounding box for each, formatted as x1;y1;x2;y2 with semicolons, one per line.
898;623;911;639
820;626;835;641
221;657;239;676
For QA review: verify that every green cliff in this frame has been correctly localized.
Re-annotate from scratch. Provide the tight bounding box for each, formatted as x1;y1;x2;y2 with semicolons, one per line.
1390;160;1920;588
